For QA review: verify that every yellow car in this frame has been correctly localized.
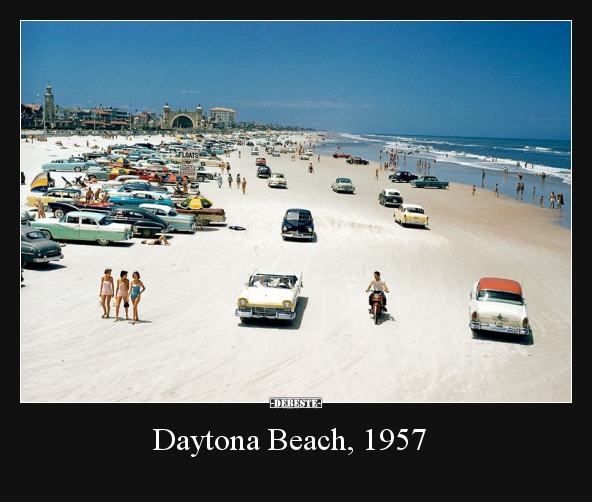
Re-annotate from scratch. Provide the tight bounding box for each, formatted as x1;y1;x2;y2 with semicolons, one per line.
394;203;429;227
27;188;83;208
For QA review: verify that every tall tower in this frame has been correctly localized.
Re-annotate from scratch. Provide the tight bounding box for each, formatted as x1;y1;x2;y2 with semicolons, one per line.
163;103;170;129
44;82;55;130
196;104;203;129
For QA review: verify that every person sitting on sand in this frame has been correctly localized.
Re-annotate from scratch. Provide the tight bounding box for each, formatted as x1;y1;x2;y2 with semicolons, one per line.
141;235;170;246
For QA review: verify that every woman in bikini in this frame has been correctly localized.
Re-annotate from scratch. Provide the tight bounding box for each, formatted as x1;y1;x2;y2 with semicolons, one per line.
127;271;146;325
113;270;130;322
100;268;114;318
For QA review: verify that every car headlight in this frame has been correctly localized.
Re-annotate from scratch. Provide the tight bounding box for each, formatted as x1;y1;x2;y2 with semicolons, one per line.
307;227;313;232
238;298;247;306
283;300;293;309
282;226;287;232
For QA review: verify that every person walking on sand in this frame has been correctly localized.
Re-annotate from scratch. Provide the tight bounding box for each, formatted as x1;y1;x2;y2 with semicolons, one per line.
114;270;130;322
217;173;223;188
228;173;233;188
100;268;114;318
236;173;241;188
494;183;499;197
472;185;476;195
242;177;247;194
37;199;46;218
374;168;379;180
549;191;556;209
127;271;146;325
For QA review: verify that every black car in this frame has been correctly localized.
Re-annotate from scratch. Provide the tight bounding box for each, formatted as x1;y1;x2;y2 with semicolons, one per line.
389;171;419;183
257;165;272;178
346;157;369;165
281;208;314;241
107;207;170;238
21;224;64;268
48;201;114;219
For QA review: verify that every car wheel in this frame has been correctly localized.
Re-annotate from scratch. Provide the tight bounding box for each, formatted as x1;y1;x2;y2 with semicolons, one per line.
201;219;211;226
40;229;52;239
197;175;205;182
97;238;110;246
54;208;64;219
74;166;82;172
140;228;155;238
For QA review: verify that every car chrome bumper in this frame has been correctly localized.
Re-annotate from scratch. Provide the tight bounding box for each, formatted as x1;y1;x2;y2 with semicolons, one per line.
236;308;296;320
33;254;64;263
282;232;314;239
469;321;529;335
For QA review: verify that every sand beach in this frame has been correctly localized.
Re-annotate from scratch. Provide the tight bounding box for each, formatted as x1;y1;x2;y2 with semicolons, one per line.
20;132;571;403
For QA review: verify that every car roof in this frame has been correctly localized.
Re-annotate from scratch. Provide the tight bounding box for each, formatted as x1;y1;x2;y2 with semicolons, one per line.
384;188;401;193
285;208;311;214
49;187;81;193
477;277;523;295
139;203;170;211
67;211;104;218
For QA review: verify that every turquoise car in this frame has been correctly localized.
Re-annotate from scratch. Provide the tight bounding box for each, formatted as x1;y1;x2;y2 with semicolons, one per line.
139;203;199;233
108;191;175;208
30;211;133;246
41;157;98;172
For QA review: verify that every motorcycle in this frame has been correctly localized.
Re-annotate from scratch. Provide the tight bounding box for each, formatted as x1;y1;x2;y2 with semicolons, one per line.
368;290;385;324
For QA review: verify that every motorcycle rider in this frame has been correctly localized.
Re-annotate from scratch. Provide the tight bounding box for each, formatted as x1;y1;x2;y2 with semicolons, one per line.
366;271;389;312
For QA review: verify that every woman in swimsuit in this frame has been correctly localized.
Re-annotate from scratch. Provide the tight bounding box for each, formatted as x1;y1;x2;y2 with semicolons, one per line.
127;271;146;325
100;268;114;318
114;270;130;322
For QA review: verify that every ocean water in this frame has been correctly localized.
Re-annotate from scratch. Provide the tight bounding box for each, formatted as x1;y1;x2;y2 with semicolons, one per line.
314;132;572;230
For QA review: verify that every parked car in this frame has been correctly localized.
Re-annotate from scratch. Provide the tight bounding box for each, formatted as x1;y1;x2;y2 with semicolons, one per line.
48;200;115;219
21;209;36;225
255;157;267;166
272;150;281;157
346;156;369;165
378;188;403;207
331;177;355;194
235;271;304;323
139;203;199;233
26;187;83;208
287;147;296;154
333;152;351;158
107;206;170;238
268;173;287;188
410;175;449;189
389;171;419;183
394;203;429;227
85;165;112;181
469;277;530;335
251;147;260;155
30;211;133;246
108;191;175;208
21;224;64;268
281;208;314;241
41;158;98;173
304;149;314;157
299;153;309;160
257;165;272;178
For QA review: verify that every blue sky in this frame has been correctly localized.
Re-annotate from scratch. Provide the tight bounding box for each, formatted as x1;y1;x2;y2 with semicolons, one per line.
20;21;571;140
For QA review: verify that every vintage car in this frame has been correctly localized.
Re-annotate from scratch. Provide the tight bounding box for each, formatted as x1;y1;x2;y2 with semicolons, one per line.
21;224;64;268
333;152;351;158
21;209;36;225
27;187;83;208
235;271;304;323
299;153;309;160
175;196;227;226
41;158;98;172
257;165;272;178
251;147;260;156
268;173;287;188
389;170;419;183
346;156;369;165
255;157;267;166
331;177;355;194
304;149;314;157
192;165;218;181
139;203;199;233
281;208;314;241
108;191;175;208
410;175;449;189
394;203;429;227
107;206;171;237
48;200;115;219
469;277;530;335
85;165;112;181
378;188;403;207
272;149;281;157
30;211;133;246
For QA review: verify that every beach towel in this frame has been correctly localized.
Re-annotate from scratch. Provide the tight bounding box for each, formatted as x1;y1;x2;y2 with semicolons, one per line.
228;226;246;231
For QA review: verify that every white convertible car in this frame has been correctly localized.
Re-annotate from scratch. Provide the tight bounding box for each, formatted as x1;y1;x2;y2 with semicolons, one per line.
236;271;303;323
469;277;530;335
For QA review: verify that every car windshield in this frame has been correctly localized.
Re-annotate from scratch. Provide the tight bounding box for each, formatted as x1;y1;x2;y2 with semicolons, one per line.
24;230;47;240
337;178;351;183
477;290;524;305
406;207;424;214
250;274;296;288
98;216;115;226
285;211;311;222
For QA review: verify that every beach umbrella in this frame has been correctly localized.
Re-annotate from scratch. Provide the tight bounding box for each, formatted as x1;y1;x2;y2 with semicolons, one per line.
30;171;54;192
113;157;131;166
178;196;213;209
165;174;188;183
